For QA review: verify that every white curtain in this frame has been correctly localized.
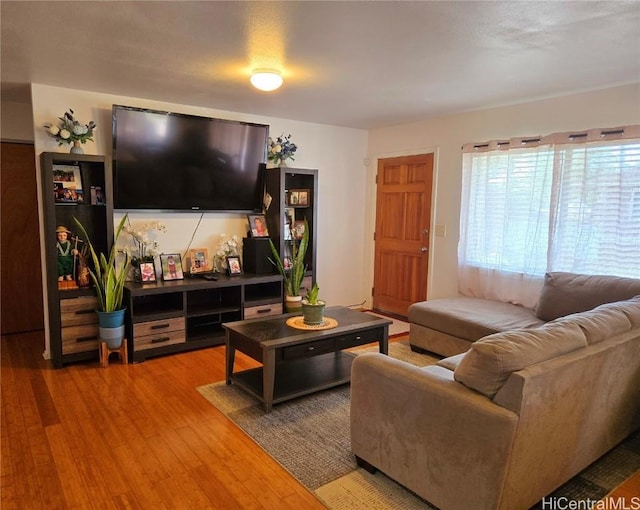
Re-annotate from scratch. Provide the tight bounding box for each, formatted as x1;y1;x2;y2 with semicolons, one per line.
458;126;640;308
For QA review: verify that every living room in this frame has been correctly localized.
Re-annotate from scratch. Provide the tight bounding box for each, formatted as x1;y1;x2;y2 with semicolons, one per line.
2;1;639;509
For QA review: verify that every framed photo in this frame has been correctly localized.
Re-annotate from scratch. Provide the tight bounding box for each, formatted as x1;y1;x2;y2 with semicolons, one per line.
139;261;157;283
297;190;309;206
52;164;84;204
289;189;310;207
293;220;306;240
189;248;209;274
227;255;243;276
160;253;184;281
248;214;269;237
284;207;295;241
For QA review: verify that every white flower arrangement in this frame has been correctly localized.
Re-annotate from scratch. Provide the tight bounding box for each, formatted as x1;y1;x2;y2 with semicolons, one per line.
267;133;297;163
122;220;167;264
43;109;96;146
214;234;240;271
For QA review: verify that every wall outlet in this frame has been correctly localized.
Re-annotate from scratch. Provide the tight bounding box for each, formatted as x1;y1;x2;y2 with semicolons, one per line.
435;224;446;237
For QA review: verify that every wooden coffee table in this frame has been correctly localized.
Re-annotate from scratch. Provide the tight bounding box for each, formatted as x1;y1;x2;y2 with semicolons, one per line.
223;306;391;412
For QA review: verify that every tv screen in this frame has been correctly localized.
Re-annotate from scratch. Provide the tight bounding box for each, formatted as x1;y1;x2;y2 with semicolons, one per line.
112;105;268;212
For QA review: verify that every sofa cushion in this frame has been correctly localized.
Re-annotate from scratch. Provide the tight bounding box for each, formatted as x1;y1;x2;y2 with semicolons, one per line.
436;353;465;371
453;322;587;398
535;272;640;321
408;297;545;341
552;299;636;345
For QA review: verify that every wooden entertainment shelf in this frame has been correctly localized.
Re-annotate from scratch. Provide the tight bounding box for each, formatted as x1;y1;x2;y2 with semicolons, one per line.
124;274;282;362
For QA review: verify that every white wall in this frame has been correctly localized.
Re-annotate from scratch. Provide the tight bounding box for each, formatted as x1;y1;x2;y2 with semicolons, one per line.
30;84;368;358
365;83;640;301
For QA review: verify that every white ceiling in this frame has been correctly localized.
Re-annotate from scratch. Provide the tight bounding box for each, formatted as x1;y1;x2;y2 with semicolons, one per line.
2;1;639;129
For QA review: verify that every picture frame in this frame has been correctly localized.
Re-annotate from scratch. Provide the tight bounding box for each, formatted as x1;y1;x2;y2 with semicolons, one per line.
160;253;184;281
139;261;157;283
247;214;269;237
289;189;310;207
226;255;243;276
189;248;209;274
284;207;295;241
293;220;306;240
52;163;84;204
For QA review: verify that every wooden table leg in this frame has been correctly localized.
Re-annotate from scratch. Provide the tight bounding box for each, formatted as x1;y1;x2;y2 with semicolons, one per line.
225;333;236;385
262;348;276;413
379;326;389;355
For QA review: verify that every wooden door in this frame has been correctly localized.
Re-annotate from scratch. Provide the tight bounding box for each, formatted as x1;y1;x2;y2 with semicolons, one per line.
373;154;433;318
1;142;44;334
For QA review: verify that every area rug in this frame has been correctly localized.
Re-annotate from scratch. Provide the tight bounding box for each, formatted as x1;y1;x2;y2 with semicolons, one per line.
196;342;640;509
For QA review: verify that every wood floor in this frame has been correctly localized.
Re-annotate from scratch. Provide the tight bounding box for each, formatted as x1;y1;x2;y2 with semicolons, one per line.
1;330;326;509
2;330;638;509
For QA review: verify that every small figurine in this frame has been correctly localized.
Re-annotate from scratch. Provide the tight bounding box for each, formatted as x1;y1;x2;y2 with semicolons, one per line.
56;225;79;285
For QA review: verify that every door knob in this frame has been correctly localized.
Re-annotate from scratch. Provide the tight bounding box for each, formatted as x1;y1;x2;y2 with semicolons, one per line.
421;247;428;253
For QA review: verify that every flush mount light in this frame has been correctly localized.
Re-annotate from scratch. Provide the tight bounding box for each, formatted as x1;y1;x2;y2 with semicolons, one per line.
250;70;283;91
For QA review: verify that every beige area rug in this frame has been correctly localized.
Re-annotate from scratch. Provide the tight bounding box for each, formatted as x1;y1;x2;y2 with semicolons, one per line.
196;341;640;509
364;311;410;337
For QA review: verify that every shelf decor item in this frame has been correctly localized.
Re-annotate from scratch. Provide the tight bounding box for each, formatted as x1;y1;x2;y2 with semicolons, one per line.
267;133;297;166
122;219;166;282
214;234;240;272
74;214;130;349
268;218;309;313
301;282;325;325
160;254;184;281
189;248;210;274
43;109;96;154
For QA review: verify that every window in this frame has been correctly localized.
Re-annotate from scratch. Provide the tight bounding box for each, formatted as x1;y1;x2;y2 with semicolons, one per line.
458;126;640;307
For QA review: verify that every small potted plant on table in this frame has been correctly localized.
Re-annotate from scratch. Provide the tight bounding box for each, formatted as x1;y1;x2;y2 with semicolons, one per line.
301;282;325;325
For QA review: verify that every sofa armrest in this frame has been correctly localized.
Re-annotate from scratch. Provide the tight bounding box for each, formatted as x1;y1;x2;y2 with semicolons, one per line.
350;353;519;510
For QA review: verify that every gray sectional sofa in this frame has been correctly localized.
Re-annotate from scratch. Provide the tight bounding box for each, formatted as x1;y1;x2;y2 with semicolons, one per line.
350;273;640;510
408;272;640;356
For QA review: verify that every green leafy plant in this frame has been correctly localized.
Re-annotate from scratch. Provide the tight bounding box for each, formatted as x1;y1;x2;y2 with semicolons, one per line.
74;215;130;312
268;218;309;297
304;282;320;304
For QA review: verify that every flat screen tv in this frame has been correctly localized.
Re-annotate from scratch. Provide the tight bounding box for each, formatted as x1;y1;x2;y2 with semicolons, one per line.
112;105;268;212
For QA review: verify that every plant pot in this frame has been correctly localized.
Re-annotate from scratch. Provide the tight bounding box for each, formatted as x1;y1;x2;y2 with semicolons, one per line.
301;300;326;325
96;308;126;348
99;325;125;349
285;295;303;314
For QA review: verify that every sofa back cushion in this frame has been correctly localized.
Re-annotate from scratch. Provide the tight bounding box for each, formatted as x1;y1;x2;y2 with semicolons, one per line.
551;297;639;344
453;322;587;398
535;272;640;321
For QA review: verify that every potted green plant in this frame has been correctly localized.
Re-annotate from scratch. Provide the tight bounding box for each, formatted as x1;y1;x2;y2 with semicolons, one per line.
74;214;130;348
268;218;309;313
301;282;325;325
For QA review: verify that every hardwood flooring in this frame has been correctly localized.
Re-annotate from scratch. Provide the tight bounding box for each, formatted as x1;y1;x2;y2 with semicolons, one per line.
2;330;637;509
1;330;325;509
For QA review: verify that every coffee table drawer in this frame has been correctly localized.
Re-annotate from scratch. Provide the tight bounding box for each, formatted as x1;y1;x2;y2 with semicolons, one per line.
336;328;382;349
282;338;336;360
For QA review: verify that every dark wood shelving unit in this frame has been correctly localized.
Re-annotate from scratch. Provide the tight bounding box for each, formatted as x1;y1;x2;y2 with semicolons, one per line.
264;167;318;294
40;152;113;368
124;273;282;362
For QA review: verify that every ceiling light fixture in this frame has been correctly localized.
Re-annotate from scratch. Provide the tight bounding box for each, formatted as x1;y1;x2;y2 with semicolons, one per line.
250;70;283;91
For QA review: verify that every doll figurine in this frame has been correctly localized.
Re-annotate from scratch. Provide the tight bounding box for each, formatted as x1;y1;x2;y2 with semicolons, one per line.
56;225;79;282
